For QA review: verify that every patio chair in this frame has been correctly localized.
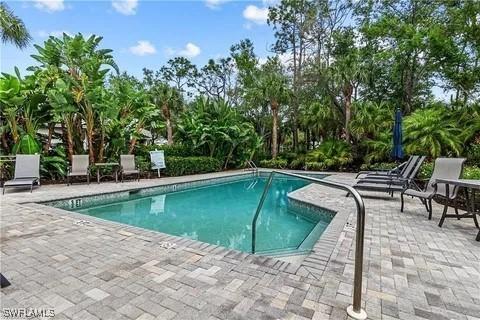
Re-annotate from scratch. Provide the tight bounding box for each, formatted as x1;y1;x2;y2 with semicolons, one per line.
67;155;90;185
2;154;40;195
355;155;415;179
120;155;140;182
401;158;466;220
356;156;422;185
352;156;426;194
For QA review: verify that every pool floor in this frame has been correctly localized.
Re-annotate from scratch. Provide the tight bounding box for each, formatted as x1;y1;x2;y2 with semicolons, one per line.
74;176;332;254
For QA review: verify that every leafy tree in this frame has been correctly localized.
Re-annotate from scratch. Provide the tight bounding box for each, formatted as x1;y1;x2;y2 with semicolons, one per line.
195;58;235;101
159;57;197;96
268;0;317;150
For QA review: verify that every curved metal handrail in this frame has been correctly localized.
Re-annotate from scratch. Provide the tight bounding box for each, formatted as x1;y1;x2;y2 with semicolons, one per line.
250;171;367;320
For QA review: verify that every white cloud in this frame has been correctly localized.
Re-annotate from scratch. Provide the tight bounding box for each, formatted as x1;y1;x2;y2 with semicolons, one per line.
179;43;201;58
205;0;228;9
37;30;71;38
258;57;268;65
34;0;65;12
243;5;268;25
112;0;138;15
129;41;156;56
165;43;201;59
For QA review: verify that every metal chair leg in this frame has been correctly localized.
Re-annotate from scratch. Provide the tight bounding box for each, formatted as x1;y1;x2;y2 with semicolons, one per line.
400;193;404;212
428;198;433;220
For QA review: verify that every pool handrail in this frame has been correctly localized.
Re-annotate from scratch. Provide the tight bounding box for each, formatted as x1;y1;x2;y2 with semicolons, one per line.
245;160;259;176
250;171;367;320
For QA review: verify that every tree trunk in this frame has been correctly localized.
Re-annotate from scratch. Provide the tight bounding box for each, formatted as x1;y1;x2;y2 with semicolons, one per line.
162;103;173;145
343;82;353;142
271;99;279;159
44;123;54;153
63;118;74;162
166;118;173;145
98;129;105;162
224;145;236;170
1;132;9;151
128;138;137;154
87;130;94;163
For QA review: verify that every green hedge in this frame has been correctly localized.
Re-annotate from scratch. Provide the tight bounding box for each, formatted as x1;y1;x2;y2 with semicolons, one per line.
359;162;398;171
418;162;480;180
164;156;221;176
137;144;194;158
259;159;288;169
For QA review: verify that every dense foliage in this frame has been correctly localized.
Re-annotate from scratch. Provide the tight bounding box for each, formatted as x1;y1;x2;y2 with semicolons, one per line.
1;0;479;180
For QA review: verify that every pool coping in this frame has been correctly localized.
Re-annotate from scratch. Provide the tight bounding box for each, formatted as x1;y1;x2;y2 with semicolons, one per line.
16;170;353;279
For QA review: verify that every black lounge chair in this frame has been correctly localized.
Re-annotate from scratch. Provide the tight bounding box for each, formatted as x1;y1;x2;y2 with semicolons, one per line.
355;155;416;179
356;156;422;185
352;156;426;194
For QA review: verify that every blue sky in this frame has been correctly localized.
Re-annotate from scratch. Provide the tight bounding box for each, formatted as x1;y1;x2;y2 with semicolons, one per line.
2;0;276;78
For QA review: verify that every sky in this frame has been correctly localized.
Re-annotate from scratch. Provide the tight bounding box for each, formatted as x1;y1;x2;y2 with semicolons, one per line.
1;0;277;78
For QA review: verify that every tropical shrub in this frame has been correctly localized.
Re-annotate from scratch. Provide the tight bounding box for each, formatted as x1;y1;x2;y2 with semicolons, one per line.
359;162;398;171
417;162;434;180
404;106;462;158
463;166;480;180
363;131;392;164
418;162;480;180
259;159;288;169
176;98;262;168
289;155;306;170
305;162;326;171
40;146;68;180
465;141;480;165
164;156;221;176
306;139;353;169
13;134;40;154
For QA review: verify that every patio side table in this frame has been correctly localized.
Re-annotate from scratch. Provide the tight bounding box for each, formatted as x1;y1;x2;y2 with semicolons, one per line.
435;178;480;241
95;162;119;184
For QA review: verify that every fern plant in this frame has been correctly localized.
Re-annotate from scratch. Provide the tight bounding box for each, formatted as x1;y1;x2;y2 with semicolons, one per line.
306;139;353;169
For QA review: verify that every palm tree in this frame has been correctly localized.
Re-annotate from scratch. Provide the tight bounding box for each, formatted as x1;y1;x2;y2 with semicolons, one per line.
157;84;181;145
404;106;462;158
249;58;289;159
0;2;31;49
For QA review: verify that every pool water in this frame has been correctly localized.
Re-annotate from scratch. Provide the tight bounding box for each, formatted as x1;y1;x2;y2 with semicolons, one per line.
75;176;333;254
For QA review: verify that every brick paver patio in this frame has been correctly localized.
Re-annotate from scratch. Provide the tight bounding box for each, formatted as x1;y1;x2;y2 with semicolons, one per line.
1;171;479;320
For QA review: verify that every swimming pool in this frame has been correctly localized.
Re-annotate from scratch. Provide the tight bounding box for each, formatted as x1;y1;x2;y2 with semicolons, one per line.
57;174;334;255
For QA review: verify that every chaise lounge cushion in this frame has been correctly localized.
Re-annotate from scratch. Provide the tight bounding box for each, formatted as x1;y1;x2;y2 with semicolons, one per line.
3;177;38;187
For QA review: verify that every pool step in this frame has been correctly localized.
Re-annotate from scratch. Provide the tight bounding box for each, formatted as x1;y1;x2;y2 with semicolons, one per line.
255;247;312;257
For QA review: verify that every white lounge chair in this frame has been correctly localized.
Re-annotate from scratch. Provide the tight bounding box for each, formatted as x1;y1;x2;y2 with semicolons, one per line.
401;157;466;219
3;154;40;194
120;155;140;182
67;155;90;185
